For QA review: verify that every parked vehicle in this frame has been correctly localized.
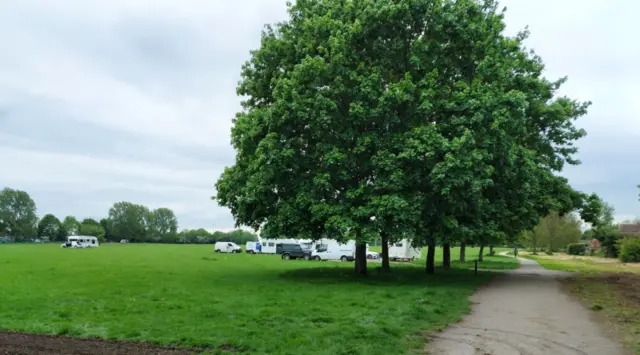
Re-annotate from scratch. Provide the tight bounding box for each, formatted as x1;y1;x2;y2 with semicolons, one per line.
387;239;421;261
215;241;242;253
366;250;379;259
245;241;262;254
61;236;99;248
260;238;299;254
311;239;355;261
277;243;311;260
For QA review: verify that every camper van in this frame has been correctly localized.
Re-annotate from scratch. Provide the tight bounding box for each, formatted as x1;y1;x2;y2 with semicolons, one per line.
311;239;355;261
245;241;262;254
387;239;421;261
215;241;242;253
61;236;99;248
260;239;300;254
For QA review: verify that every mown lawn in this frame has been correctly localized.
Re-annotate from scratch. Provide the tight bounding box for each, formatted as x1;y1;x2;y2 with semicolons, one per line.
522;253;640;274
0;244;515;354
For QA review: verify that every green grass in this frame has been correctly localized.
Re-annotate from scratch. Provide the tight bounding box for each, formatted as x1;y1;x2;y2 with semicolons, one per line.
0;244;516;354
522;254;640;274
369;245;518;271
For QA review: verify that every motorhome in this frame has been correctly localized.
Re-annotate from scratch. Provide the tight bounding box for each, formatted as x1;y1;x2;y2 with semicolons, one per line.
245;241;262;254
387;239;421;261
260;238;300;254
61;236;99;248
214;241;242;253
311;239;355;261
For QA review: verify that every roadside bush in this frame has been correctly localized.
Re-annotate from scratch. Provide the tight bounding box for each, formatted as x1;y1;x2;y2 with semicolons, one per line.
600;232;623;258
618;237;640;263
567;243;585;256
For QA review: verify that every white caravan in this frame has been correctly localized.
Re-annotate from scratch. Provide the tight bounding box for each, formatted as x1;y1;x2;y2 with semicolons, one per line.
245;241;262;254
214;241;242;253
311;239;355;261
387;239;421;261
61;236;99;248
260;238;300;254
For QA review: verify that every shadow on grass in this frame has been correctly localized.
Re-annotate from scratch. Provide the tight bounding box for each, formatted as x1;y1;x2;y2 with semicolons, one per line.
279;265;495;287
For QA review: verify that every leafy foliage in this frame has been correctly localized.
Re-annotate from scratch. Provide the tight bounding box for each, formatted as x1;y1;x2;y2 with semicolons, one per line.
0;188;37;240
618;237;640;263
37;214;64;241
567;243;586;256
62;216;80;236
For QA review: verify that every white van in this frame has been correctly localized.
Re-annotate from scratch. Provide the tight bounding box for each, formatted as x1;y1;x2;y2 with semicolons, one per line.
215;241;242;253
387;239;421;261
260;238;299;254
61;236;99;248
245;241;262;254
311;239;355;261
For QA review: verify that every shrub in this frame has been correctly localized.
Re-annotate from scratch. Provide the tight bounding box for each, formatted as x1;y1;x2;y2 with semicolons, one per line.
567;243;586;256
600;232;623;258
618;237;640;263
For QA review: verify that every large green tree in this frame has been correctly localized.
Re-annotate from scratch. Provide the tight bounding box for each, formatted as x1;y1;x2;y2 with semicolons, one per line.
147;208;178;243
107;202;150;242
61;216;80;236
0;188;38;240
37;214;63;241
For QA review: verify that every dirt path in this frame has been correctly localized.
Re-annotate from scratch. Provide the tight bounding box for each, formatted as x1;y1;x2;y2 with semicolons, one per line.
0;331;199;355
426;256;625;355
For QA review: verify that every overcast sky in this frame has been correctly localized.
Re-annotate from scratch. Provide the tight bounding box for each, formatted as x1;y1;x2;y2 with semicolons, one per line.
0;0;638;231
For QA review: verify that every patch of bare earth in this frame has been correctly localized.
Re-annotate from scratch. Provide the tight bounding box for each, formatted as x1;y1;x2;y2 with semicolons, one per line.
0;331;202;355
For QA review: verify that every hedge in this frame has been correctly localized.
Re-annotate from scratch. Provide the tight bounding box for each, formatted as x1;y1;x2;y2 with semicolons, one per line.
567;243;585;256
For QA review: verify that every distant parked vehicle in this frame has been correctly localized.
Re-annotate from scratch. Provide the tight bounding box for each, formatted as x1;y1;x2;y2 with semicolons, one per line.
120;239;129;244
366;251;379;259
277;243;311;260
61;236;99;248
215;241;242;253
260;238;300;254
387;239;420;261
245;241;262;254
311;240;355;261
0;237;11;243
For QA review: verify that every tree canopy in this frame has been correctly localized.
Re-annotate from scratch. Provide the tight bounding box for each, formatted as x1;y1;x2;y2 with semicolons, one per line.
215;0;597;274
0;188;37;240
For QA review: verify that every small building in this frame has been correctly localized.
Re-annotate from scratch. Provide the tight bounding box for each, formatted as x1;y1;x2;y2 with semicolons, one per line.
619;223;640;235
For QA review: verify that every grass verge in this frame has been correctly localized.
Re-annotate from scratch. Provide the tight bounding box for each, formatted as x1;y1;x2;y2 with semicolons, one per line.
0;244;505;355
564;274;640;354
522;253;640;274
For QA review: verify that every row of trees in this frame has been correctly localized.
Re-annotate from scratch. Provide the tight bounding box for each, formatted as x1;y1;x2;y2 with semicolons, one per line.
0;188;257;244
215;0;604;275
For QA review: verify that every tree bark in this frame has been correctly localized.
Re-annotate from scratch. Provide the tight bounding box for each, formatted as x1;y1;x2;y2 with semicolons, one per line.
426;239;436;274
442;242;451;269
489;245;495;256
459;241;466;262
478;244;484;262
381;232;390;272
354;230;367;275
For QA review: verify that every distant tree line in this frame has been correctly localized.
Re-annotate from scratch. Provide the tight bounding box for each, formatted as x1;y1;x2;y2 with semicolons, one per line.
0;187;256;244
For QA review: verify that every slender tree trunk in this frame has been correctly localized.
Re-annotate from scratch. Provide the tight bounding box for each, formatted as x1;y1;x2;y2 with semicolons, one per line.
426;239;436;274
442;242;451;269
381;232;390;273
478;244;484;262
489;245;495;256
354;230;367;275
459;241;466;262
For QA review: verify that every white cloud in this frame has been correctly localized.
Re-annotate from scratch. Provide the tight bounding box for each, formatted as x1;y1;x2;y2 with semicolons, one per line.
0;0;638;229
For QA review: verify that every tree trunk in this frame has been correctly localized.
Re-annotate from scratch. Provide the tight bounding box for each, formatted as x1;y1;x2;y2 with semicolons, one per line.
459;241;466;262
489;245;495;256
478;244;484;262
426;239;436;274
354;229;367;275
442;242;451;269
381;232;390;272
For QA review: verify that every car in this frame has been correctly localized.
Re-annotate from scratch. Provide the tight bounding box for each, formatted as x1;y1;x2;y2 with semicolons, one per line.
277;243;311;260
366;251;379;259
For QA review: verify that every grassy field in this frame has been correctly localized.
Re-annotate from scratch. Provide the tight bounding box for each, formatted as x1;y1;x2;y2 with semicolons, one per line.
522;253;640;274
523;253;640;353
0;244;518;354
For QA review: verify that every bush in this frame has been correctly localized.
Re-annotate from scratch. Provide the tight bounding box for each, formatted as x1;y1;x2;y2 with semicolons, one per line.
600;232;623;258
618;237;640;263
567;243;586;256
